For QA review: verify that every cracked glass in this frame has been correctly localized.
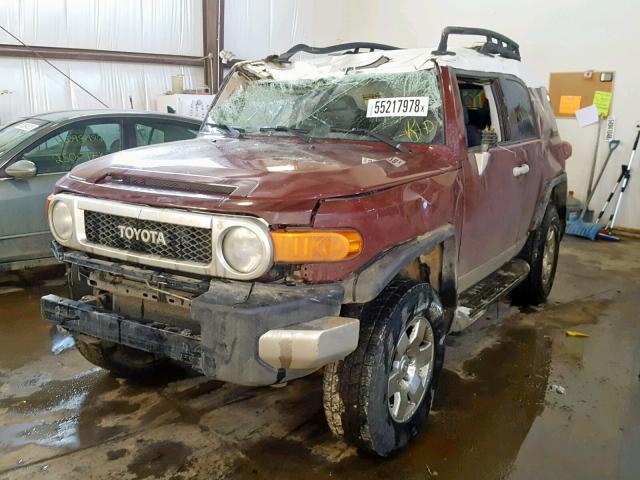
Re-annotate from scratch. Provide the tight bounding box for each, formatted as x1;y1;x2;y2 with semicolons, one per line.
205;66;444;144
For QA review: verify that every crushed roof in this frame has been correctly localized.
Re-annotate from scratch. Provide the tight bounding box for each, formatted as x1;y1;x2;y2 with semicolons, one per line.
243;46;542;88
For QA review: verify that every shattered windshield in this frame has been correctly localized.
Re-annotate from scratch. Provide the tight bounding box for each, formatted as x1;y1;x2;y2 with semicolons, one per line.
205;66;444;145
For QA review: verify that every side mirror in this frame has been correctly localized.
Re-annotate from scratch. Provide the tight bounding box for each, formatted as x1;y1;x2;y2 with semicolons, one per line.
480;129;498;152
475;129;498;176
5;159;37;179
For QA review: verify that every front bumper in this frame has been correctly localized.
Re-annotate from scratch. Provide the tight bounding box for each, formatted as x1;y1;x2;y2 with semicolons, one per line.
42;251;358;386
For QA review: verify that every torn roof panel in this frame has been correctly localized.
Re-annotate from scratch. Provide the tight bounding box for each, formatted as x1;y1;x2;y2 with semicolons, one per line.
240;47;543;89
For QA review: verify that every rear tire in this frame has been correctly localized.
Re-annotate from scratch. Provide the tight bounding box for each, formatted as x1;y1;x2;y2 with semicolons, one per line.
322;278;446;456
512;204;561;305
75;334;167;379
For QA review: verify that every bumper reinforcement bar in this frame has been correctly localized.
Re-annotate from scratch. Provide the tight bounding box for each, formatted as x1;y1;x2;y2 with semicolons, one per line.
42;294;203;370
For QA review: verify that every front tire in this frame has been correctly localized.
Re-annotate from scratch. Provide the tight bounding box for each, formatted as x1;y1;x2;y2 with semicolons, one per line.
322;278;446;456
512;204;561;305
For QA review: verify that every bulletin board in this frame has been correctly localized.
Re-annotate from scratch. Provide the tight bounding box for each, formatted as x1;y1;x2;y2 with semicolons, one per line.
548;72;614;118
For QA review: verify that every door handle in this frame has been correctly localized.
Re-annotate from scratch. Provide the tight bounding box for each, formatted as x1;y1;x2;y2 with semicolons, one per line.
513;164;530;177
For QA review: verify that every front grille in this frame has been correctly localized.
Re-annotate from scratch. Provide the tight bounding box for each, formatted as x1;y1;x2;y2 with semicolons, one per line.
84;211;212;264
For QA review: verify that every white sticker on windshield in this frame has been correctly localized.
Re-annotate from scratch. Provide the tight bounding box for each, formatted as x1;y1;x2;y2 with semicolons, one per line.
361;156;407;168
361;156;379;164
387;157;406;167
366;96;429;118
14;122;40;132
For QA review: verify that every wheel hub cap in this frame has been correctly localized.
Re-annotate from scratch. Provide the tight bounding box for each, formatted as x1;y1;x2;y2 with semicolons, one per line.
542;226;557;287
387;315;435;423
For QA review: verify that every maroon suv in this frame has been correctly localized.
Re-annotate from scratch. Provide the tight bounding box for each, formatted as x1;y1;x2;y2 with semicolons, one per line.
42;27;571;456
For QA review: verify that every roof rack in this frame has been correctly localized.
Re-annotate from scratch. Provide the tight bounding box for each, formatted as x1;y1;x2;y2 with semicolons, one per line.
266;42;401;64
432;26;521;61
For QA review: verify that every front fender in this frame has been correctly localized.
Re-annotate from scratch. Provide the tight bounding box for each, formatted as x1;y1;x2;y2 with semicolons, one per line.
341;224;457;308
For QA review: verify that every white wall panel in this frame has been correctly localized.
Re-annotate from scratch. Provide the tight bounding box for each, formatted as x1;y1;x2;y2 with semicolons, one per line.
224;0;356;61
224;0;640;229
0;58;204;122
0;0;203;56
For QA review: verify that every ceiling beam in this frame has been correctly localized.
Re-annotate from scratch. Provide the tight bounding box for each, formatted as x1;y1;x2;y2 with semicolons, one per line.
0;43;204;67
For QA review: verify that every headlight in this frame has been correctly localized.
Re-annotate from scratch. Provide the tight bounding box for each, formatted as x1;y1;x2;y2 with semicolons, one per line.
221;226;266;274
50;200;73;241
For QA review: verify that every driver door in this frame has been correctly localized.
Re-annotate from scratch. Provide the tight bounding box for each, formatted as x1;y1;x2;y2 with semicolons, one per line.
455;76;524;292
0;120;122;266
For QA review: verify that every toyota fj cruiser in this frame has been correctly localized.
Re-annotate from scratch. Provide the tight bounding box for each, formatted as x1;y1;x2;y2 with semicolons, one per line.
42;27;571;456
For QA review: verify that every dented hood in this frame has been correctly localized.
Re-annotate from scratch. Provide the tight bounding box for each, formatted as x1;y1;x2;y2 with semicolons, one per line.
59;136;455;224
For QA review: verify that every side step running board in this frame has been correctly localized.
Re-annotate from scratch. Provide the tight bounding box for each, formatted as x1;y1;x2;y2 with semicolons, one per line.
451;258;530;332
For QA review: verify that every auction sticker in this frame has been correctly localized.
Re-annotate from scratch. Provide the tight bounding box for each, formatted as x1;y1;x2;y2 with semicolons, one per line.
361;156;407;168
14;122;40;132
367;96;429;118
386;156;406;167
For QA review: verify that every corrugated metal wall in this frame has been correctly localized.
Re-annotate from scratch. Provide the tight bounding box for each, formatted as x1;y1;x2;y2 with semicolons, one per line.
0;0;205;123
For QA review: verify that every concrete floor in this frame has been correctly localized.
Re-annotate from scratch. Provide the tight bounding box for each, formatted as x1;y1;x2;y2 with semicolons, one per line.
0;237;638;479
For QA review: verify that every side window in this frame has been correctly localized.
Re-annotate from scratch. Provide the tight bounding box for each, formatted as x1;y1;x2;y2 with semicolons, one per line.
533;87;559;137
458;79;502;148
500;79;537;142
134;121;198;147
21;121;122;174
91;123;123;154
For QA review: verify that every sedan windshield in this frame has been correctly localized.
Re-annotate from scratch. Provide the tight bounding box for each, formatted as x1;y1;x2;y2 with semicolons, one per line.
205;67;444;145
0;119;48;154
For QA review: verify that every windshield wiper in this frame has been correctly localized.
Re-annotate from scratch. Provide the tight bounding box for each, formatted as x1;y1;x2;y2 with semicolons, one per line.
259;126;312;144
206;123;245;138
329;127;411;154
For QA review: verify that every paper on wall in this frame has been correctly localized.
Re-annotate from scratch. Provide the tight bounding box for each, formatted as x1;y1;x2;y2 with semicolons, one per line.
593;90;613;117
559;95;581;115
575;105;599;128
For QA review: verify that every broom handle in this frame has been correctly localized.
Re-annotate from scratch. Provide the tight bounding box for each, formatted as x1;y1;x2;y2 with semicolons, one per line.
582;140;620;217
586;119;603;201
589;141;619;204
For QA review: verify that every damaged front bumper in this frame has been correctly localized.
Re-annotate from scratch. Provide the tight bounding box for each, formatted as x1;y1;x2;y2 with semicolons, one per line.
42;249;359;386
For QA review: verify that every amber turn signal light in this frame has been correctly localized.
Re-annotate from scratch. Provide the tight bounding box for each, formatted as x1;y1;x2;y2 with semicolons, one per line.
271;230;363;263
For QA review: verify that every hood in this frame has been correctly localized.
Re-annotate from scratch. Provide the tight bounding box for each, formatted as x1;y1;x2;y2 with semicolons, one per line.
60;135;456;224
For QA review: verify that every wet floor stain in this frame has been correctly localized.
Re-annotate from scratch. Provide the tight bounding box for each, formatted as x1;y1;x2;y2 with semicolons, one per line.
126;440;193;479
0;284;67;370
0;371;122;452
106;447;127;461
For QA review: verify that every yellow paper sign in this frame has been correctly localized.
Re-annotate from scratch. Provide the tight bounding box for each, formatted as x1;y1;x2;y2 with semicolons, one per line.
593;90;612;117
559;95;582;115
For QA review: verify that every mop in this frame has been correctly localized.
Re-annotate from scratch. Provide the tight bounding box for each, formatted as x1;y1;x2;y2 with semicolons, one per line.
566;128;639;240
566;138;620;239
